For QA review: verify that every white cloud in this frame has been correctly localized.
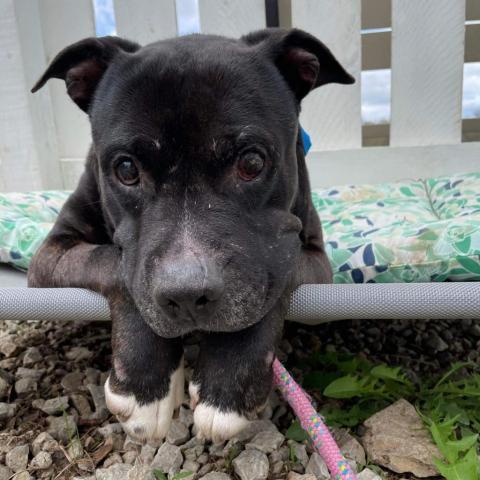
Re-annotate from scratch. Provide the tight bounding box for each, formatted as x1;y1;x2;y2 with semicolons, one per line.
463;63;480;119
176;0;200;35
92;0;116;36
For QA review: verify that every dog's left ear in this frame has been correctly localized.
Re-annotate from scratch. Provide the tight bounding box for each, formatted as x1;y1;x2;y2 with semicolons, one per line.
243;28;354;100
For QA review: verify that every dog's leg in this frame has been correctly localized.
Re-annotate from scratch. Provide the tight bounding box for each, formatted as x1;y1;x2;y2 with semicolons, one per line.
106;292;184;442
190;304;285;443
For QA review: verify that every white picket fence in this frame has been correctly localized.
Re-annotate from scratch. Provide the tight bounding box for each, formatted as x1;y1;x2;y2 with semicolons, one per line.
0;0;479;192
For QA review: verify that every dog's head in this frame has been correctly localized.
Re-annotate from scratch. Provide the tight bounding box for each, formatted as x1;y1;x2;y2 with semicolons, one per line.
33;29;353;337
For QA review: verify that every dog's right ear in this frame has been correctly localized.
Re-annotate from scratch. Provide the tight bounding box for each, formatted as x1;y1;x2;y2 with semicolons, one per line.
31;36;140;112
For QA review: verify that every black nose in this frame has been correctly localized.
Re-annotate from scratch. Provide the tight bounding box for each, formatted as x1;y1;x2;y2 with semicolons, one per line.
154;256;224;321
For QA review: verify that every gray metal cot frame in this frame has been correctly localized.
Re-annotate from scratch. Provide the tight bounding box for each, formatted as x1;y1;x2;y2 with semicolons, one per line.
1;265;479;323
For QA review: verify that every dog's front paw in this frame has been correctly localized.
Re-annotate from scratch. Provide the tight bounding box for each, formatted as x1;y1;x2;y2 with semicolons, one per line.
193;402;250;444
105;364;184;442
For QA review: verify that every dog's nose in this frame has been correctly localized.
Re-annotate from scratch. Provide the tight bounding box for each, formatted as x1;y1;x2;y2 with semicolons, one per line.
154;257;224;321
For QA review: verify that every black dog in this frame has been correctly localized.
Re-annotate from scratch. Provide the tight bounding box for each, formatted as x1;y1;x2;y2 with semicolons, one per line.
28;29;353;443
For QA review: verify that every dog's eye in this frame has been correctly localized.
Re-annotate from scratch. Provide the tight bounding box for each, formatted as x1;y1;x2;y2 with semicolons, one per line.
115;157;139;186
237;153;264;181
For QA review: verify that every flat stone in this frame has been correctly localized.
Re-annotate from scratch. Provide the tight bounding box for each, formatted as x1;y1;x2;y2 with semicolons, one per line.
287;473;316;480
139;444;157;464
182;459;200;473
361;399;441;477
333;428;366;466
305;452;329;480
0;402;17;420
151;442;183;476
199;473;231;480
127;463;155;480
0;465;13;480
15;377;37;395
22;347;42;366
167;419;190;446
197;464;213;477
61;371;84;392
287;441;309;468
71;393;92;417
40;396;69;415
30;451;52;470
0;377;9;398
246;430;285;453
12;473;33;480
46;415;77;443
357;468;383;480
98;423;124;438
66;346;93;362
179;406;194;427
103;452;123;468
0;334;20;357
6;444;29;472
87;384;109;419
32;432;59;456
232;449;269;480
232;419;278;443
15;367;44;380
96;463;133;480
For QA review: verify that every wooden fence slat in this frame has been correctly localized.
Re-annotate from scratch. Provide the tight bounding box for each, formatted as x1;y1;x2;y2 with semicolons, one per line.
198;0;266;37
390;0;466;147
285;0;362;151
0;0;62;191
114;0;178;45
38;0;96;186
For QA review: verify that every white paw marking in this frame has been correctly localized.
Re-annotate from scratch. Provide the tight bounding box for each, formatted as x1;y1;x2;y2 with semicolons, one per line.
193;403;250;444
189;382;200;410
105;360;184;442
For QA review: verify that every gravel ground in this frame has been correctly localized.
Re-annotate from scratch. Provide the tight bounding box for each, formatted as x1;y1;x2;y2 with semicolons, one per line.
0;316;478;480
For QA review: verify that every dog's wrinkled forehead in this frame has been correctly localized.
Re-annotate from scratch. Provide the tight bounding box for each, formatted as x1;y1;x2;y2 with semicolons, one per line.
91;37;295;158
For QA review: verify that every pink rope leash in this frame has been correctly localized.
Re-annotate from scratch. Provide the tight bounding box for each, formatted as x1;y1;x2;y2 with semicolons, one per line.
273;358;357;480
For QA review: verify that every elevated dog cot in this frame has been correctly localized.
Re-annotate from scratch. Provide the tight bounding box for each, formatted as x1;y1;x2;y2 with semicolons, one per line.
1;171;480;323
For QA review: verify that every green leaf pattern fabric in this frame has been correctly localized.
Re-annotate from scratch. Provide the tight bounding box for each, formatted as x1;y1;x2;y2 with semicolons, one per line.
1;172;480;283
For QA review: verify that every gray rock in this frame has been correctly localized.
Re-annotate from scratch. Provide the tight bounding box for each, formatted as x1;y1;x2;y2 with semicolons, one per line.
0;465;13;480
66;346;93;362
151;442;183;476
0;334;19;357
12;473;33;480
96;463;133;480
425;331;448;352
6;444;29;472
179;406;194;427
87;384;109;419
182;459;200;473
333;428;366;466
22;347;42;366
139;444;157;464
30;451;52;470
361;399;441;477
15;367;44;380
232;449;269;480
98;423;124;438
271;461;284;475
287;441;309;468
123;450;138;465
357;469;383;480
61;371;84;391
71;393;93;417
32;432;58;456
46;414;77;443
103;452;123;468
0;377;9;398
68;438;84;460
40;396;69;415
127;463;155;480
15;377;37;395
232;419;278;443
167;419;190;445
0;401;17;420
200;473;231;480
305;453;329;480
286;473;316;480
246;429;284;453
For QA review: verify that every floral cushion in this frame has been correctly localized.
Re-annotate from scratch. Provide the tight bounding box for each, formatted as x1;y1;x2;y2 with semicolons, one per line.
312;171;480;283
1;171;480;283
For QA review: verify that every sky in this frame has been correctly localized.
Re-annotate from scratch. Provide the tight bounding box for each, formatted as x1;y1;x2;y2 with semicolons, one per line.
93;0;480;125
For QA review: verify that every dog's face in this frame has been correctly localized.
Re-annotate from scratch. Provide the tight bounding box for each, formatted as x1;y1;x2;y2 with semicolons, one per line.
33;30;353;337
